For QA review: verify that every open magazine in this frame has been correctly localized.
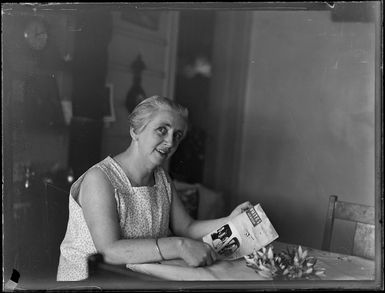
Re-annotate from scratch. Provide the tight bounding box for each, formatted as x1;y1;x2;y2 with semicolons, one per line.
202;204;279;260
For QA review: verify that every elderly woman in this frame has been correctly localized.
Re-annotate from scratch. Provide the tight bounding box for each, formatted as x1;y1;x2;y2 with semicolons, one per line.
57;96;252;281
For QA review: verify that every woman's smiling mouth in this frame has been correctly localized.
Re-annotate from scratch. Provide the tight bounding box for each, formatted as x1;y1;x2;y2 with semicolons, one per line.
156;148;171;157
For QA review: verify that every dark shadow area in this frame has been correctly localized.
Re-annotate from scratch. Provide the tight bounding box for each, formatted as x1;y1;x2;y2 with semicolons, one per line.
170;10;215;184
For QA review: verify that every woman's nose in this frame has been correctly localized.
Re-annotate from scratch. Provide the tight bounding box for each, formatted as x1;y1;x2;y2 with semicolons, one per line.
164;133;174;146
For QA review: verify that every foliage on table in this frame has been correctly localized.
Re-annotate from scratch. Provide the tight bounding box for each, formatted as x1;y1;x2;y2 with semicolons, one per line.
245;245;326;280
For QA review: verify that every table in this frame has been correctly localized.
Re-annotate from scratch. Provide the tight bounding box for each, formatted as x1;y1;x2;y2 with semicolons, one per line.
81;240;380;291
15;241;380;291
125;241;375;281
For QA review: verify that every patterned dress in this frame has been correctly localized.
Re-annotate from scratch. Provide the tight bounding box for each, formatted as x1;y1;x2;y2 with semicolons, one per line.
57;156;172;281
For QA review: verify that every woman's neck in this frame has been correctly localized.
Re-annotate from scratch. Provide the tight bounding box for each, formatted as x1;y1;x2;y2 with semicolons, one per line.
114;148;155;187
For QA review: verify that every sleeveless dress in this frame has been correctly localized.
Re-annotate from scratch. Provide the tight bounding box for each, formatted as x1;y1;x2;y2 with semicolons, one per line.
57;156;172;281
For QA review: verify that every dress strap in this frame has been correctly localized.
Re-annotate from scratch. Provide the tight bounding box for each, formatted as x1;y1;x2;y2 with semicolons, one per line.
100;156;135;193
155;167;172;203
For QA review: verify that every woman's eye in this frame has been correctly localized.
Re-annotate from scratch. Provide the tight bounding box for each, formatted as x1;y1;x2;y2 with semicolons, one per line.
157;127;167;135
174;132;183;141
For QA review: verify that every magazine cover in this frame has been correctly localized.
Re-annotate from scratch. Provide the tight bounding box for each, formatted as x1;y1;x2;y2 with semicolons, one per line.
202;204;279;260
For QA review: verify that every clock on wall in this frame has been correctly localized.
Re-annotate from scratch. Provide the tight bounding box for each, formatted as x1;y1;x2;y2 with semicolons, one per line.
24;19;48;50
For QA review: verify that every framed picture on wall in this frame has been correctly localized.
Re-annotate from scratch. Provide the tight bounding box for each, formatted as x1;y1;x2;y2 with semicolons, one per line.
120;10;161;30
103;83;116;123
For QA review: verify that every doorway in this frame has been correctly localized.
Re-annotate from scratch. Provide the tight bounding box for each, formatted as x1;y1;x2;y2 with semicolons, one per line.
170;10;215;184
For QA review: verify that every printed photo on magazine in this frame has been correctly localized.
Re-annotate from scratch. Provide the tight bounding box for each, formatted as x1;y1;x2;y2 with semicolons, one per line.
202;204;279;260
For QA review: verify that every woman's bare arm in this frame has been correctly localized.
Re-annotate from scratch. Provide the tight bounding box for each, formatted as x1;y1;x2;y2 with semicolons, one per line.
169;180;253;240
79;168;183;264
78;168;229;266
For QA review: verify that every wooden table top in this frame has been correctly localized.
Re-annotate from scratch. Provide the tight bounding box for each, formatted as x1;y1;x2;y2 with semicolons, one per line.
14;241;381;291
126;241;375;281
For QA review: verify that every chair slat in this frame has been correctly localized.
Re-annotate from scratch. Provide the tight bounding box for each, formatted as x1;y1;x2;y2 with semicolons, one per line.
321;195;337;251
334;201;375;224
353;222;375;260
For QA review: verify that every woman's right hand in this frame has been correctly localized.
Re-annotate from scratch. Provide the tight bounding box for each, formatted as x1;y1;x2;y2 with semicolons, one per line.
178;238;217;267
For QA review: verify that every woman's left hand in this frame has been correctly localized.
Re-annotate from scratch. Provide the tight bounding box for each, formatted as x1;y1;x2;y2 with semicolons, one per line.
228;201;254;219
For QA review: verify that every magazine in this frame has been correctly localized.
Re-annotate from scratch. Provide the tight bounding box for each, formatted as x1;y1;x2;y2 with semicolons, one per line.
202;204;279;260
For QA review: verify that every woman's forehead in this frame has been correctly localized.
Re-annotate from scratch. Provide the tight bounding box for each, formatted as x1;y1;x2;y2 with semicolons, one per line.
151;109;187;127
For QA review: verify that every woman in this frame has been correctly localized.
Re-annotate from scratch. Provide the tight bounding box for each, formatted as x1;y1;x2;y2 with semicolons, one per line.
57;96;252;281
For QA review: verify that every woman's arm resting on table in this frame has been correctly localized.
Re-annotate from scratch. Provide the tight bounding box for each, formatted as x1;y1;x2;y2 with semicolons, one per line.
79;168;216;267
169;180;253;242
79;168;182;265
168;182;252;266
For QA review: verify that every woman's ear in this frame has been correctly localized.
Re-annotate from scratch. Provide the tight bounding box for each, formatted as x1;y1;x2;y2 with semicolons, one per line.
130;127;138;141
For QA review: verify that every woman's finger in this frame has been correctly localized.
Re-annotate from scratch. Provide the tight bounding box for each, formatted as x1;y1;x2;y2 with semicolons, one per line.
206;253;215;266
210;249;217;264
204;258;211;267
240;201;253;211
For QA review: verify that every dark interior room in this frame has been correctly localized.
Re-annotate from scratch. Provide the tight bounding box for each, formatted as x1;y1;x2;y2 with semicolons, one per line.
2;2;382;291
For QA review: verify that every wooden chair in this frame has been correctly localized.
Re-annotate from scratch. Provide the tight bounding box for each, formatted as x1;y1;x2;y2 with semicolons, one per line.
175;183;199;219
322;195;375;260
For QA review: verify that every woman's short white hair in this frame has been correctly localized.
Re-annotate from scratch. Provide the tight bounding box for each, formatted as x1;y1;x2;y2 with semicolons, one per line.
128;95;189;134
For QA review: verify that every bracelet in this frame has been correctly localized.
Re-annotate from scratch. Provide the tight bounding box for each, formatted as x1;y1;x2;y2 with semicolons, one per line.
155;238;165;261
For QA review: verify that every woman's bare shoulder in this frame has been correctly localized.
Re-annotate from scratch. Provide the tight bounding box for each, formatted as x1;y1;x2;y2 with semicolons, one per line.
79;167;114;206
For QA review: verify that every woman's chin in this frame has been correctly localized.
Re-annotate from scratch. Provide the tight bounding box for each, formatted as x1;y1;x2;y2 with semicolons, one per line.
151;152;168;165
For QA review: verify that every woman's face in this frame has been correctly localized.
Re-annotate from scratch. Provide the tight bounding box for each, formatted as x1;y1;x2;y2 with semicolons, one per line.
134;109;187;167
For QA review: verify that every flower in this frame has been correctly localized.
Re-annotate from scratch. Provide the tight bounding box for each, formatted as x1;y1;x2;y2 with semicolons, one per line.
245;245;326;280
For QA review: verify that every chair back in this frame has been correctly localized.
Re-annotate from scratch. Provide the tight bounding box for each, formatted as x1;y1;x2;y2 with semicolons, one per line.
322;195;375;260
176;187;200;219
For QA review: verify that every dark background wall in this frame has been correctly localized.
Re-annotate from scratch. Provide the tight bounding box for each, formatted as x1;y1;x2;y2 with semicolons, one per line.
2;7;72;280
170;11;215;183
68;9;112;178
2;5;112;280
